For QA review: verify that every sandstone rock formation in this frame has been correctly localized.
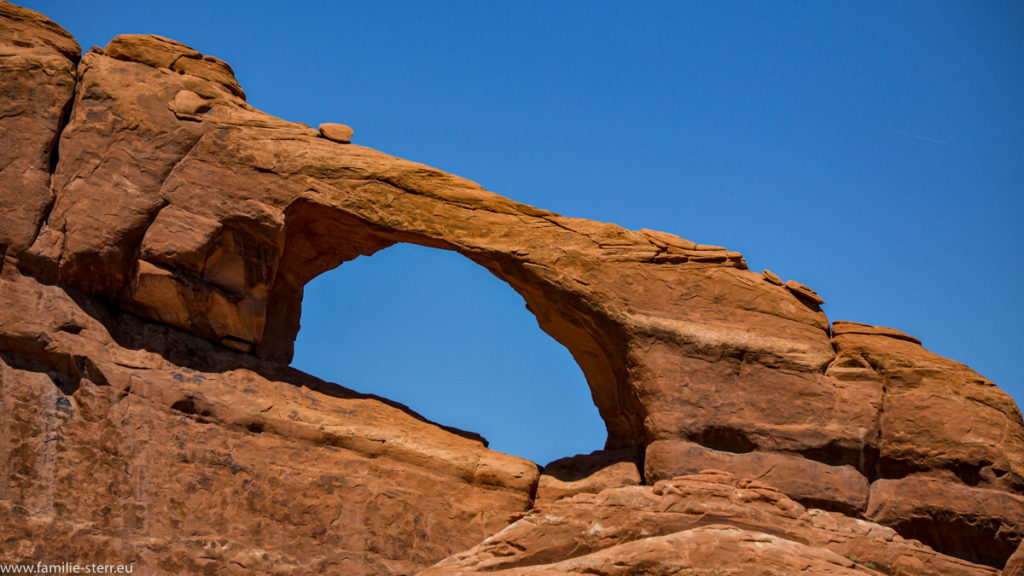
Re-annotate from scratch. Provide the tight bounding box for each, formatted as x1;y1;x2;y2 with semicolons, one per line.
422;471;1001;576
0;269;535;575
1;2;1022;574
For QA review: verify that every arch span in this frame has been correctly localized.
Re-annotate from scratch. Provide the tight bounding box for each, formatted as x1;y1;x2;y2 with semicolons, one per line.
255;195;644;452
13;31;1024;566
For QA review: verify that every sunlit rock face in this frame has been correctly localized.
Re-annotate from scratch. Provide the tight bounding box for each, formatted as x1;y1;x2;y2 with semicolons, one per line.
1;1;1022;573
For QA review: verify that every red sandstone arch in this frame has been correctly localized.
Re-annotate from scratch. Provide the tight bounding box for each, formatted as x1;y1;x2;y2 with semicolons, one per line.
6;23;1022;565
260;196;644;451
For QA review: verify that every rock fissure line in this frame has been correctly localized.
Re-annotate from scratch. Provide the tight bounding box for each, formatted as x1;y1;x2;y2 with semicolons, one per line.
45;73;75;175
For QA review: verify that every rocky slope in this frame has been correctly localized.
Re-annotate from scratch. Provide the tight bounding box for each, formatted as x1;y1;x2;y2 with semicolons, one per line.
1;2;1022;573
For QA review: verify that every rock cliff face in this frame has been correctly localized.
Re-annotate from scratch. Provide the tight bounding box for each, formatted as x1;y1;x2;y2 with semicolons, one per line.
1;2;1022;574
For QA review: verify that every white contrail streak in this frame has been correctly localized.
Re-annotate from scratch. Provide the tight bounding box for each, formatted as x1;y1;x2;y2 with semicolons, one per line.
884;127;948;145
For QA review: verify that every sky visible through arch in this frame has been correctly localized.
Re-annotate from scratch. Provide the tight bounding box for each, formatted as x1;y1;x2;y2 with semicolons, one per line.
293;245;604;465
25;1;1024;464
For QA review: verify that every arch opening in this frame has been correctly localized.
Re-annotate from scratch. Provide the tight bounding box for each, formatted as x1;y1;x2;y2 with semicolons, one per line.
291;243;607;465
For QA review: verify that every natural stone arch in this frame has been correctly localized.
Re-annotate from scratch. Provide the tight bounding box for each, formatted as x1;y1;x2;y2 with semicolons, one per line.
258;195;643;452
8;28;1022;565
11;31;804;458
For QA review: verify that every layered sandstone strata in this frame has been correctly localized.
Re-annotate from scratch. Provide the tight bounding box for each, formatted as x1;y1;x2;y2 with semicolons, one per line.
1;2;1022;573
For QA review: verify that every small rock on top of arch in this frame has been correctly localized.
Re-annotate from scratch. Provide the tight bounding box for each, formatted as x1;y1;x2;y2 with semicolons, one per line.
319;123;354;143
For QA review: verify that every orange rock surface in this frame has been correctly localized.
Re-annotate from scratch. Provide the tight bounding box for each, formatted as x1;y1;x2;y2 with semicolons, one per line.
1;1;1022;573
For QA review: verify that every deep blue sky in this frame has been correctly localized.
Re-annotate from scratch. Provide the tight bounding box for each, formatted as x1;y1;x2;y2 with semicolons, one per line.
26;1;1024;465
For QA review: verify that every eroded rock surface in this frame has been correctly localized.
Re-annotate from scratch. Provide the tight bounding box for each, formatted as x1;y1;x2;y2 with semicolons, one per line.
0;0;79;254
421;471;1000;576
1;1;1022;573
0;264;536;575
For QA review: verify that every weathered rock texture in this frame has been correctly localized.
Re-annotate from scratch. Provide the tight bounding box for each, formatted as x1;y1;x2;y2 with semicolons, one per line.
1;2;1022;574
0;269;535;575
421;471;1001;576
